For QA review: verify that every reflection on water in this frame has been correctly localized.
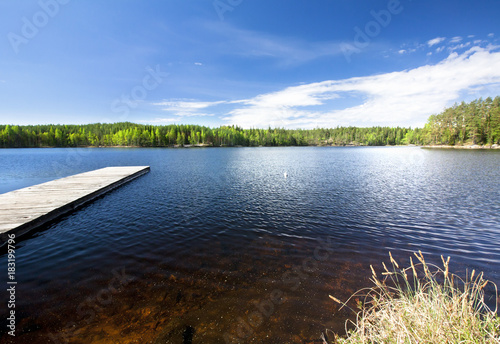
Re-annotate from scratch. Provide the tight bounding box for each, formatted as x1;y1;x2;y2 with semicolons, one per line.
0;147;499;343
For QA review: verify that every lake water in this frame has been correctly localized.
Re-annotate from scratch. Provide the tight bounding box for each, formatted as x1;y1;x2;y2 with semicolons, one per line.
0;147;499;343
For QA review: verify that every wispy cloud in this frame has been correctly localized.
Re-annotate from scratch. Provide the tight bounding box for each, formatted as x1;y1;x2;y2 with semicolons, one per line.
148;118;180;123
396;34;487;57
154;100;225;111
152;100;225;118
427;37;446;47
449;42;471;51
203;21;344;66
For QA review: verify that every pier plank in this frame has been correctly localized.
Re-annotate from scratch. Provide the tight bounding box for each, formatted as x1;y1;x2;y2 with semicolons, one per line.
0;166;150;243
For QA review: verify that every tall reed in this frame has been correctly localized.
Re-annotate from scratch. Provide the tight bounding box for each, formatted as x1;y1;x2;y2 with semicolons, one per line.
326;252;500;343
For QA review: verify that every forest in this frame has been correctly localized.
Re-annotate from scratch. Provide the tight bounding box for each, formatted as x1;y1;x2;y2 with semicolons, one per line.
422;96;500;145
1;97;499;148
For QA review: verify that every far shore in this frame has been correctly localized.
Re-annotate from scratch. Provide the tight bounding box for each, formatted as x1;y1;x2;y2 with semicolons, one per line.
423;144;500;150
2;144;500;149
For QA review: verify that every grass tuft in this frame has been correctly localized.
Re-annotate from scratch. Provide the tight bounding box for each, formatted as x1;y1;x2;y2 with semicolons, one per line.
325;252;500;343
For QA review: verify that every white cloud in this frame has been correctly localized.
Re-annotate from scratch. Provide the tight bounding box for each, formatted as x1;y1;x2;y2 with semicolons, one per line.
449;42;471;51
154;100;225;112
398;49;406;54
219;46;500;128
488;33;495;38
427;37;446;47
194;62;203;66
450;36;463;43
168;112;214;117
151;46;500;129
152;100;226;120
436;46;445;53
147;118;179;123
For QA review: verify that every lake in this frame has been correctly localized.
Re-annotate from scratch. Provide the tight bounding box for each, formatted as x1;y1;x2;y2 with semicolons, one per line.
0;147;499;343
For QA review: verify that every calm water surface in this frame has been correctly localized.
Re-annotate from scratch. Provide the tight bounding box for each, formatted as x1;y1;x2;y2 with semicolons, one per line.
0;147;499;343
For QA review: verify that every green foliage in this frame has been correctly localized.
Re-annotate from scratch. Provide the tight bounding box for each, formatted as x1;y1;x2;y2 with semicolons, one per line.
0;97;497;148
0;122;419;148
421;96;500;145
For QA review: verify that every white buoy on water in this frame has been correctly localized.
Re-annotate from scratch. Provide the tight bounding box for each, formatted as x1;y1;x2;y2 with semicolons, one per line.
284;171;288;178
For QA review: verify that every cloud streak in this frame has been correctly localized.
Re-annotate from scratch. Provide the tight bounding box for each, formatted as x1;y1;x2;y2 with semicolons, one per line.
203;21;345;67
427;37;446;47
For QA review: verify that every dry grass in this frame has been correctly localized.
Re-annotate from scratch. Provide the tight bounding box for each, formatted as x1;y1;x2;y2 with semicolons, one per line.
326;252;500;343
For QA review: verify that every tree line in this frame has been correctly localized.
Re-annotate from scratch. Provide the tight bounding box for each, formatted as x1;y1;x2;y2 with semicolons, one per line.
422;96;500;145
1;97;498;148
0;123;420;148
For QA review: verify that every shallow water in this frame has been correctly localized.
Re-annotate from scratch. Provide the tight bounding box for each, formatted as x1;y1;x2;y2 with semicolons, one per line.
0;147;499;343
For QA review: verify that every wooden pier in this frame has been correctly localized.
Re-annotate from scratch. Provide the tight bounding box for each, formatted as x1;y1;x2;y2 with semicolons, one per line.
0;166;150;243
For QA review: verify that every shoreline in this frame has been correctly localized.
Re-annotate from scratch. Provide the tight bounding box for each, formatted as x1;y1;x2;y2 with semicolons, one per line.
422;144;500;150
2;144;500;149
0;144;402;149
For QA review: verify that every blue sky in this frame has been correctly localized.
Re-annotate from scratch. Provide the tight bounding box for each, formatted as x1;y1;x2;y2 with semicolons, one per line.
0;0;499;128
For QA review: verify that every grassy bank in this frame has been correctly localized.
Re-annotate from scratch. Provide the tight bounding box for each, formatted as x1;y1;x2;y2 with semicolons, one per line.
327;252;500;343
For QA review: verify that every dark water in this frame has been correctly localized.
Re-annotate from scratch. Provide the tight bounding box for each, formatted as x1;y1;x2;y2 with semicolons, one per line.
0;147;499;343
